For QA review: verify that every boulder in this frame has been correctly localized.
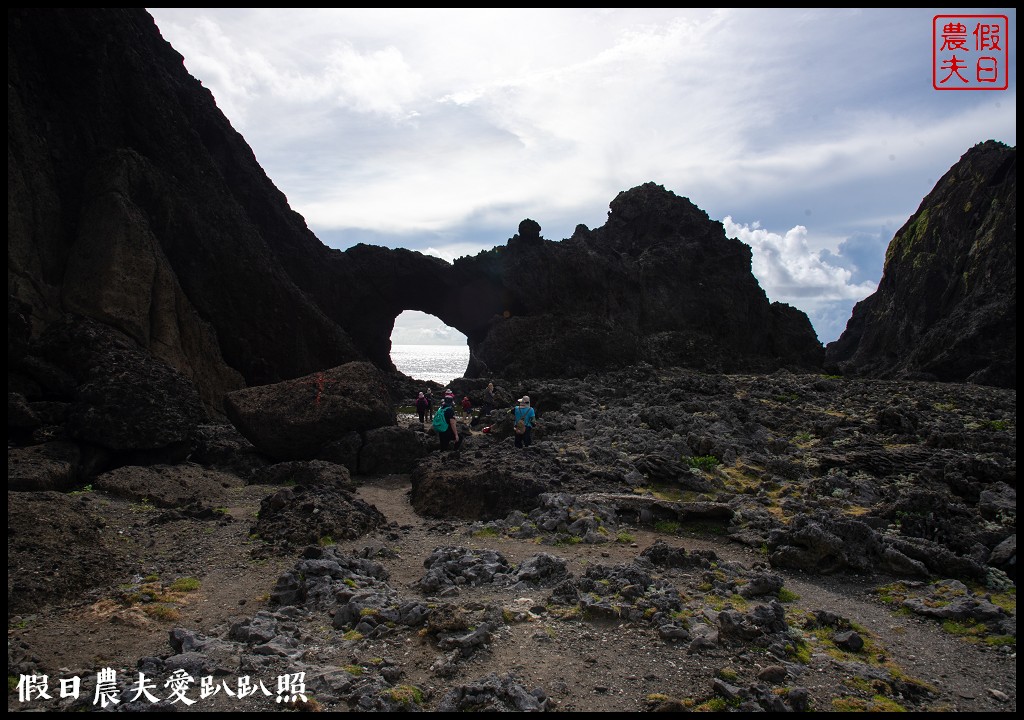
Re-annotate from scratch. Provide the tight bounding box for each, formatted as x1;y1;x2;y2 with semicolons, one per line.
225;362;395;461
411;455;548;520
26;315;206;458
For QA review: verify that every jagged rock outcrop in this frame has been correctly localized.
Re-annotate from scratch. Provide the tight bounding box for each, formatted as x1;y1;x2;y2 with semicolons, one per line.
826;141;1016;388
453;189;825;378
8;8;823;415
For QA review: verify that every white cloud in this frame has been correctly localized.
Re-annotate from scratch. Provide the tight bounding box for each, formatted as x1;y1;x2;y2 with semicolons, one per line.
421;243;491;264
723;217;878;304
390;310;467;346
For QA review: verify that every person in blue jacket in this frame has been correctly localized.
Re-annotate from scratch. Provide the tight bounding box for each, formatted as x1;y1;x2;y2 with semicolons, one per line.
513;395;536;448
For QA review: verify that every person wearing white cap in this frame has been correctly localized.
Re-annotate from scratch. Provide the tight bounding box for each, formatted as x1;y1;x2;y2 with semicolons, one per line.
513;395;536;448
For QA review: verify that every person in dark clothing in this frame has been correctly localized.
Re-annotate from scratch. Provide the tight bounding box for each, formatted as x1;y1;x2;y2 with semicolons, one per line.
415;392;429;424
438;390;463;453
482;382;496;416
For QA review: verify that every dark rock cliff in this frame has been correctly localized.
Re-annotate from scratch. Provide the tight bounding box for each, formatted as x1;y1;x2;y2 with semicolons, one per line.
8;7;362;412
825;141;1016;388
8;7;824;409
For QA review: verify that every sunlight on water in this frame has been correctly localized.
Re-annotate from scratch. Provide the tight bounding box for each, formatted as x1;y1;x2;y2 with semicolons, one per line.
390;344;469;386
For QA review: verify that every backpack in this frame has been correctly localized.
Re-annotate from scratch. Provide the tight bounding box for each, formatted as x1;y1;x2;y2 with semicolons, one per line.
514;408;528;435
432;405;449;433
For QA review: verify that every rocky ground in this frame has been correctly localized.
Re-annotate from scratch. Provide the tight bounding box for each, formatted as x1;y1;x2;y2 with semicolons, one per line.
7;369;1017;712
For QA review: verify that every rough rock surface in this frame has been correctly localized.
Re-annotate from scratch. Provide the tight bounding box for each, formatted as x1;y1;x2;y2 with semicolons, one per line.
8;7;360;408
8;7;825;416
10;314;206;464
410;455;551;521
456;188;825;378
224;362;395;461
403;367;1015;586
4;8;1018;713
6;467;1016;714
826;140;1016;388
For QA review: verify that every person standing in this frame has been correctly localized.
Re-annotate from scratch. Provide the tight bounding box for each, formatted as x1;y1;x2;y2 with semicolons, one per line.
436;390;463;453
424;389;434;423
513;395;536;449
415;391;429;424
482;382;496;416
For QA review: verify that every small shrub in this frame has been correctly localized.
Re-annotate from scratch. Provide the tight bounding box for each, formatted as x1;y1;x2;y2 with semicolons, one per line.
695;697;730;711
832;696;867;711
941;618;987;639
984;634;1016;648
653;520;681;534
867;695;907;712
683;455;720;471
168;577;201;593
717;667;739;682
143;605;180;622
777;587;799;603
385;685;424;705
787;639;812;664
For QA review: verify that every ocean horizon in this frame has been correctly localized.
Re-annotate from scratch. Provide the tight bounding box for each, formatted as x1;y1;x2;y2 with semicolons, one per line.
390;343;470;386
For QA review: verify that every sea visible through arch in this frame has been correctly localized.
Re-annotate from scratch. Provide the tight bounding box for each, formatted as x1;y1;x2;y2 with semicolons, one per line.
390;344;470;386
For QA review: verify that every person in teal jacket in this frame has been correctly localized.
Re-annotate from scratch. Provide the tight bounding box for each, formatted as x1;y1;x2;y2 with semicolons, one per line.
513;395;536;448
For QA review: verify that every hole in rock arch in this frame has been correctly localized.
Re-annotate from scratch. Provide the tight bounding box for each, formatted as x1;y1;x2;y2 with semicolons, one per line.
389;310;469;386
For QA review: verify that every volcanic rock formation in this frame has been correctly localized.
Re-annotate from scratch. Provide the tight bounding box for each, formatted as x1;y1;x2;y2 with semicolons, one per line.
451;188;825;379
826;140;1016;388
8;7;824;416
8;7;361;412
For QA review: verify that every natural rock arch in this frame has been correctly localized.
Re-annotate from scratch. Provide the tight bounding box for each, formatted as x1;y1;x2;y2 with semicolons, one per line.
8;8;824;414
332;203;824;381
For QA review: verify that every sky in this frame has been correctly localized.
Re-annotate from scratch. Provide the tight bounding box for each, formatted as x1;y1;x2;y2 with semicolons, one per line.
148;8;1016;346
